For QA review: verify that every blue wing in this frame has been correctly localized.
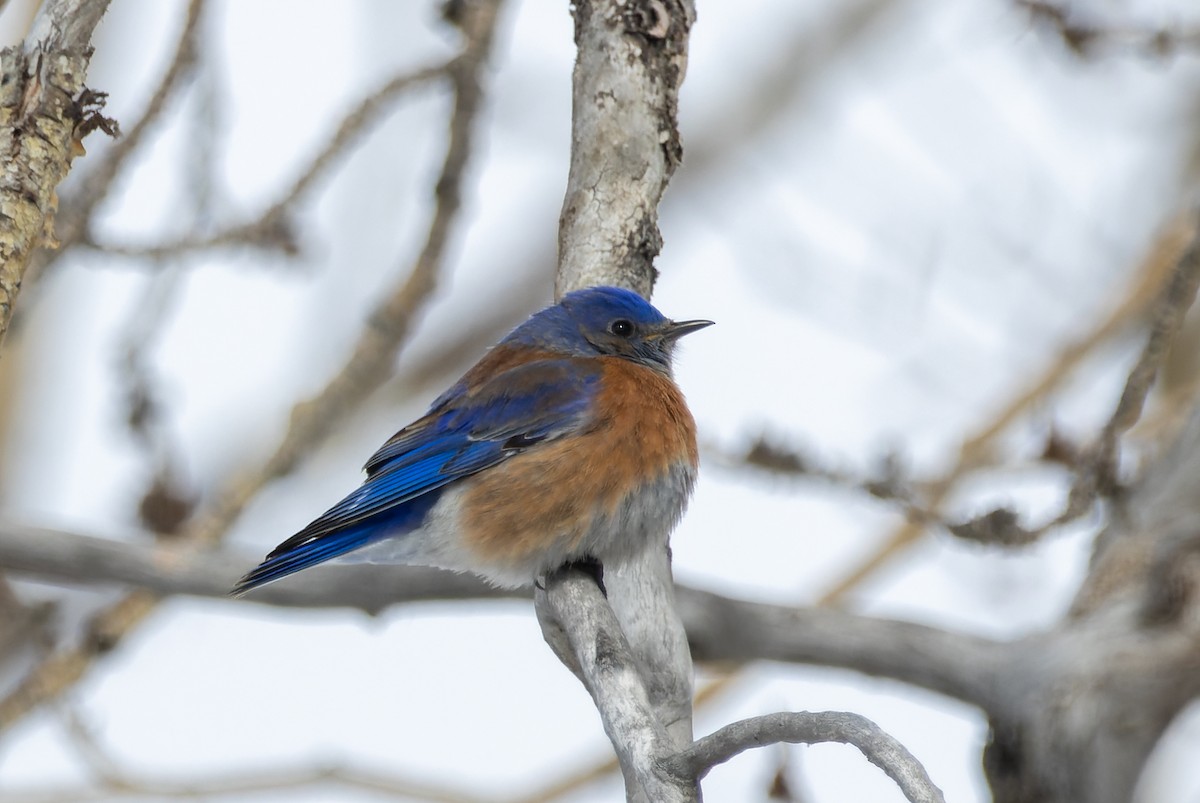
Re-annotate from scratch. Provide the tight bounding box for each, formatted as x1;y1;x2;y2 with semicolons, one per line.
232;358;601;594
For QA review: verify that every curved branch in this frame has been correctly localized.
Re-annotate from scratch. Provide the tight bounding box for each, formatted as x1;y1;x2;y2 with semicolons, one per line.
664;711;945;803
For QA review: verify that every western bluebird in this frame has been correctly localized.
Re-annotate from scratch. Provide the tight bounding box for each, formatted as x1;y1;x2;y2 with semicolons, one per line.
233;286;712;593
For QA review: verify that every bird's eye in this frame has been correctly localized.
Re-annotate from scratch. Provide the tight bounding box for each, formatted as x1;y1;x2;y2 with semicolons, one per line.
609;319;635;337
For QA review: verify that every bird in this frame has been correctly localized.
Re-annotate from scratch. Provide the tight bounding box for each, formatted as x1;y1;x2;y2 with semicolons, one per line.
233;286;712;594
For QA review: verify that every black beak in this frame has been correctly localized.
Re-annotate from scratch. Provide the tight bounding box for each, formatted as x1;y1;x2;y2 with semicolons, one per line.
659;319;714;342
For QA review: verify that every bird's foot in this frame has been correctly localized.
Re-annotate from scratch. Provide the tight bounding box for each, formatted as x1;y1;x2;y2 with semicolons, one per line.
563;557;607;597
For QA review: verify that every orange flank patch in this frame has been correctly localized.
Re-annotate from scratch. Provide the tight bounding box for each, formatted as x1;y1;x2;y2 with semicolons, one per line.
461;357;698;566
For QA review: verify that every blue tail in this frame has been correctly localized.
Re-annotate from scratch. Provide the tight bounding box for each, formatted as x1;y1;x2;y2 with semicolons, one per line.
232;490;440;595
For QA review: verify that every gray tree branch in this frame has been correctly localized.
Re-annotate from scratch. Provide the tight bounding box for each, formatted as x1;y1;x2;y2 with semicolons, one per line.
676;586;1009;710
554;0;694;301
0;521;1006;711
536;568;698;803
665;711;945;803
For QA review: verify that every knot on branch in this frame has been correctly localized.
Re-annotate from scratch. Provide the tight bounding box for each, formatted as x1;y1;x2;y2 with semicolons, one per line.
624;0;672;40
1139;531;1200;626
71;87;118;149
948;508;1041;547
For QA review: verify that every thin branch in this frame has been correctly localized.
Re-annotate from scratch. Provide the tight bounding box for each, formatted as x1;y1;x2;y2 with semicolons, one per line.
664;711;945;803
84;60;452;260
0;592;54;674
709;435;1046;548
0;0;507;734
816;208;1189;601
1084;210;1200;490
56;704;124;785
1017;0;1200;59
46;0;206;262
0;521;519;612
2;763;488;803
84;218;299;260
723;214;1200;555
707;435;944;525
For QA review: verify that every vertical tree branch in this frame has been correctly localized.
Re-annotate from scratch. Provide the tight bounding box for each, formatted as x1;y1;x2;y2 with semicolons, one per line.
554;0;694;300
0;0;112;351
536;568;698;803
543;0;697;800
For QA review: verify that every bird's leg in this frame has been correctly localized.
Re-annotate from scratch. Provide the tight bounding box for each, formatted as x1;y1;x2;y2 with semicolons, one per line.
563;556;607;597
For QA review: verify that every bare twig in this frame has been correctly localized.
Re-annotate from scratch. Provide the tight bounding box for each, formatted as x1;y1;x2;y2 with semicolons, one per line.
816;209;1188;601
707;435;943;522
664;711;945;803
42;0;206;268
0;590;53;675
85;60;452;260
1017;0;1200;59
1082;212;1200;493
709;436;1044;549
720;214;1200;556
57;705;124;784
2;762;488;803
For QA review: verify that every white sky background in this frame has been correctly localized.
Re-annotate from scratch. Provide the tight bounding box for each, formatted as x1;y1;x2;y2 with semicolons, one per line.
1;0;1199;801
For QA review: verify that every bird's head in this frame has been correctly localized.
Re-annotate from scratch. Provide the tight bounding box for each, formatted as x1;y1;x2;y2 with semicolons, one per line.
553;286;713;374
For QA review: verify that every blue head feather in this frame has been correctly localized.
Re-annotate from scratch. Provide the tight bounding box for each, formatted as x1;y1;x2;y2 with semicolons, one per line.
504;286;696;373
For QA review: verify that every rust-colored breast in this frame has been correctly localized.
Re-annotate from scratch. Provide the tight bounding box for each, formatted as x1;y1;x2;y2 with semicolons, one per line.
459;357;698;567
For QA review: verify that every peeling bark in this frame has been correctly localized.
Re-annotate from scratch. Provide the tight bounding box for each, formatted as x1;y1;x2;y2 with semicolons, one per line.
0;0;112;350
